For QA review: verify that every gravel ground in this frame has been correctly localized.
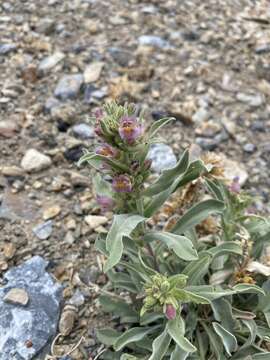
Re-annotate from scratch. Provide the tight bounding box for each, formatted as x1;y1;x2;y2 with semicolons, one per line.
0;0;270;358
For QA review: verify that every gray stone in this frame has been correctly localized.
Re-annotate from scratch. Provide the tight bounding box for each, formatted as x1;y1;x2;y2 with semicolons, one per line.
108;47;133;67
236;92;264;107
147;143;177;173
44;97;60;113
38;52;65;73
72;123;94;139
54;74;83;100
32;221;53;240
0;43;17;55
243;143;256;153
196;137;219;151
0;256;62;360
68;289;85;307
138;35;170;49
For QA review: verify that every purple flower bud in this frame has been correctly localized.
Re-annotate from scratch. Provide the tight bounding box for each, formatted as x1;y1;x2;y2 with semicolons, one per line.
229;176;241;194
143;159;152;171
165;304;176;320
96;195;115;211
119;116;143;144
96;144;119;158
112;174;132;193
94;108;103;120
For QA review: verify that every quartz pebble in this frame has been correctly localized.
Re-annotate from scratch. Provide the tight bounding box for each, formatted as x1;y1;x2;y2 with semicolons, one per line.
21;149;52;173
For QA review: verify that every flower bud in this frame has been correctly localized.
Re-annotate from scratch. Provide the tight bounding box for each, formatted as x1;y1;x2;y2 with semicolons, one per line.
96;195;115;211
112;174;132;193
96;144;119;158
143;159;152;171
229;176;241;194
165;304;177;320
160;280;170;293
119;116;143;144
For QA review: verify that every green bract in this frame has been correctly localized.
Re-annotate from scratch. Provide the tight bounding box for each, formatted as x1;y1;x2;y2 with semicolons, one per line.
79;102;270;359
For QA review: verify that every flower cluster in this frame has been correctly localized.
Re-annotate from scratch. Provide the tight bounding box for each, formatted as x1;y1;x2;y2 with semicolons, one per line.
141;273;188;320
87;103;150;212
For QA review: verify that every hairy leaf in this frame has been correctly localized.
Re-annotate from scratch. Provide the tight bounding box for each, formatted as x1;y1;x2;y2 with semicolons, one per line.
143;149;189;196
167;317;197;353
213;322;237;356
143;231;198;261
114;327;157;352
172;199;224;235
170;345;189;360
105;214;145;272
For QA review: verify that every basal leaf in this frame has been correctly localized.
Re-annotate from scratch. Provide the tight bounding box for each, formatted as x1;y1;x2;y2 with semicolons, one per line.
172;199;224;235
213;322;238;356
143;231;198;261
104;214;145;272
96;328;120;346
114;327;157;352
149;329;171;360
170;345;189;360
99;295;138;323
167;317;197;353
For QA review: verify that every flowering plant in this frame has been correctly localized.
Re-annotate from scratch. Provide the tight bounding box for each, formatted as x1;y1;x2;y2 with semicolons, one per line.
79;102;270;359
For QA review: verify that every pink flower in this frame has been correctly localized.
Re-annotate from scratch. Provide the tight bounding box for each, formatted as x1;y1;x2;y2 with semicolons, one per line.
112;174;132;193
165;304;176;320
96;195;115;211
119;116;143;144
96;144;119;158
229;176;241;194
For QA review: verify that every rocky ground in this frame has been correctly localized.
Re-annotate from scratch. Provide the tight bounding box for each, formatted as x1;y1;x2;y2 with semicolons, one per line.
0;0;270;358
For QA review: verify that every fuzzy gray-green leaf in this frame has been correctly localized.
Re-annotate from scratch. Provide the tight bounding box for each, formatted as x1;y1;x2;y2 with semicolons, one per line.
104;214;145;272
172;199;224;235
149;329;171;360
213;322;237;356
143;231;198;261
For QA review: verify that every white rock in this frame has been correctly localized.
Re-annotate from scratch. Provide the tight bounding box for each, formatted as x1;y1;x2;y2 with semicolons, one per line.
83;62;104;83
84;215;108;229
21;149;52;172
192;108;209;123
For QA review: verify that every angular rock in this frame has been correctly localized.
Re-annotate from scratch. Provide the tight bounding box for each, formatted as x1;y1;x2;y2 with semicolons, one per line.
84;215;108;229
0;43;17;55
59;305;77;337
32;220;53;240
236;92;264;107
147;143;177;173
43;205;61;220
72;123;94;139
54;74;83;100
0;256;62;359
83;62;104;83
138;35;170;49
4;288;29;306
21;149;52;173
38;52;65;73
